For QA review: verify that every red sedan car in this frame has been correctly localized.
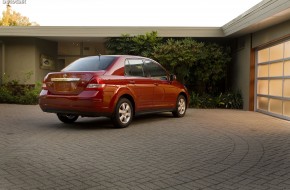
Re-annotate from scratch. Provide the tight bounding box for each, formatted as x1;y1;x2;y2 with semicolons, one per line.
39;55;189;128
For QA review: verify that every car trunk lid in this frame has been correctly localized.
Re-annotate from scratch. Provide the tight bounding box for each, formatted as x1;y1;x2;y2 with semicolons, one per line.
44;71;105;95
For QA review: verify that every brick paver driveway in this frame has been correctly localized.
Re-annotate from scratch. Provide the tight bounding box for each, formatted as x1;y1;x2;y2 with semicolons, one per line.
1;104;290;190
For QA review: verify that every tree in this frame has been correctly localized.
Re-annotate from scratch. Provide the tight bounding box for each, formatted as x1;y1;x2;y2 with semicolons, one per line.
106;34;136;55
130;31;163;57
152;38;203;83
0;4;38;26
106;31;162;57
190;43;231;93
154;39;231;93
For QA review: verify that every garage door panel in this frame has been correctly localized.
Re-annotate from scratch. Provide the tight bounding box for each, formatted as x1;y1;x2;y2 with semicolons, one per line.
283;79;290;97
269;80;282;97
257;80;268;95
283;101;290;117
270;44;283;61
269;62;283;77
256;39;290;120
257;97;268;111
269;99;282;115
258;65;268;77
285;40;290;58
284;61;290;76
258;48;269;63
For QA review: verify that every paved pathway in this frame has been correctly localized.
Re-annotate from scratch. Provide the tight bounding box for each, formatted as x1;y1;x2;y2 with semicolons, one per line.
1;104;290;190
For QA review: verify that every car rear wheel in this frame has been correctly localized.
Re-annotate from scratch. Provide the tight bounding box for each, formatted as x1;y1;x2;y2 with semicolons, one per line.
172;95;187;117
112;98;133;128
57;113;79;123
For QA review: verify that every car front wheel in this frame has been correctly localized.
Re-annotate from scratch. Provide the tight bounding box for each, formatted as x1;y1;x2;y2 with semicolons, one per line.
172;95;187;117
112;98;133;128
57;113;79;123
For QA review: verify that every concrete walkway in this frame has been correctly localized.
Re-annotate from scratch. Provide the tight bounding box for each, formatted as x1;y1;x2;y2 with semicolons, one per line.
0;104;290;190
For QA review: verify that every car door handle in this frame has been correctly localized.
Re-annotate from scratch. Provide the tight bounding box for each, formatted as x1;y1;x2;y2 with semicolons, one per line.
129;80;135;84
154;83;159;86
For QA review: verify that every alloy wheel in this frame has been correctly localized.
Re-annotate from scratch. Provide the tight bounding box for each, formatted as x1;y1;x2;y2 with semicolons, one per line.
118;102;132;124
178;98;186;115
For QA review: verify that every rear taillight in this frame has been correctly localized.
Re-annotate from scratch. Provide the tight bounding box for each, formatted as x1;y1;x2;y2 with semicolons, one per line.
86;77;105;90
42;75;49;90
86;84;105;89
42;82;48;90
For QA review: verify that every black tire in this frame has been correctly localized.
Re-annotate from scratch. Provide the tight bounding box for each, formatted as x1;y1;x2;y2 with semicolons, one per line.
172;95;187;117
57;113;79;123
112;98;133;128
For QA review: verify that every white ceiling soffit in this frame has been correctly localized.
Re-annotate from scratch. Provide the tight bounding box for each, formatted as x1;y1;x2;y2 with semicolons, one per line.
0;26;224;40
222;0;290;37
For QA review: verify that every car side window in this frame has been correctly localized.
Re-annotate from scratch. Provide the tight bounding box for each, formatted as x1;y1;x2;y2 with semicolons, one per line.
143;60;168;80
125;59;145;77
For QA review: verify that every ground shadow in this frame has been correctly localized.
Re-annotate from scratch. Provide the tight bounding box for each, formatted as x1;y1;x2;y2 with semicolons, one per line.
41;112;174;131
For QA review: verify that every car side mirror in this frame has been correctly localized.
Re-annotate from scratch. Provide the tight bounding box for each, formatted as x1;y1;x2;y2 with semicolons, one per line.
169;74;176;81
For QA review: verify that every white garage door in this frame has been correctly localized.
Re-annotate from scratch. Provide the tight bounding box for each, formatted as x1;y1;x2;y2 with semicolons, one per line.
256;39;290;119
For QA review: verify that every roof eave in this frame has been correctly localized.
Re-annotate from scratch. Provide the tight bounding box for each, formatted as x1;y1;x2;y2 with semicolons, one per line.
0;26;224;39
222;0;290;37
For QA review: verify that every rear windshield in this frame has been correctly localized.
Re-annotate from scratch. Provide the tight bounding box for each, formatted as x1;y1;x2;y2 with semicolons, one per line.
63;56;117;71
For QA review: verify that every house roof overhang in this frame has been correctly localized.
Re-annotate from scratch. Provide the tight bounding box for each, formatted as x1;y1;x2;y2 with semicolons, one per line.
0;0;289;41
222;0;290;37
0;26;224;42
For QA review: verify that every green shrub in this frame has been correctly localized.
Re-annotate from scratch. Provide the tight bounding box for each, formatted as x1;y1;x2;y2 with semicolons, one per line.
17;82;41;104
0;73;41;105
220;91;243;109
190;91;243;109
190;92;213;108
0;85;15;103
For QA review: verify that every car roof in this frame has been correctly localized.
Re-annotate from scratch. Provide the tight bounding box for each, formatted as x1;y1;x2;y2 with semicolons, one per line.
83;55;147;59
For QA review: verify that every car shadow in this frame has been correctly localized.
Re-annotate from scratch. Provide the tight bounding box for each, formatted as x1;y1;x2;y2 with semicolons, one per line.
56;117;115;130
45;112;174;130
133;112;173;124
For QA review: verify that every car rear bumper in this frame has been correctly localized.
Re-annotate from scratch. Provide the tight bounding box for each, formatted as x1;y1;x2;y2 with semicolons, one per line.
39;90;112;117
